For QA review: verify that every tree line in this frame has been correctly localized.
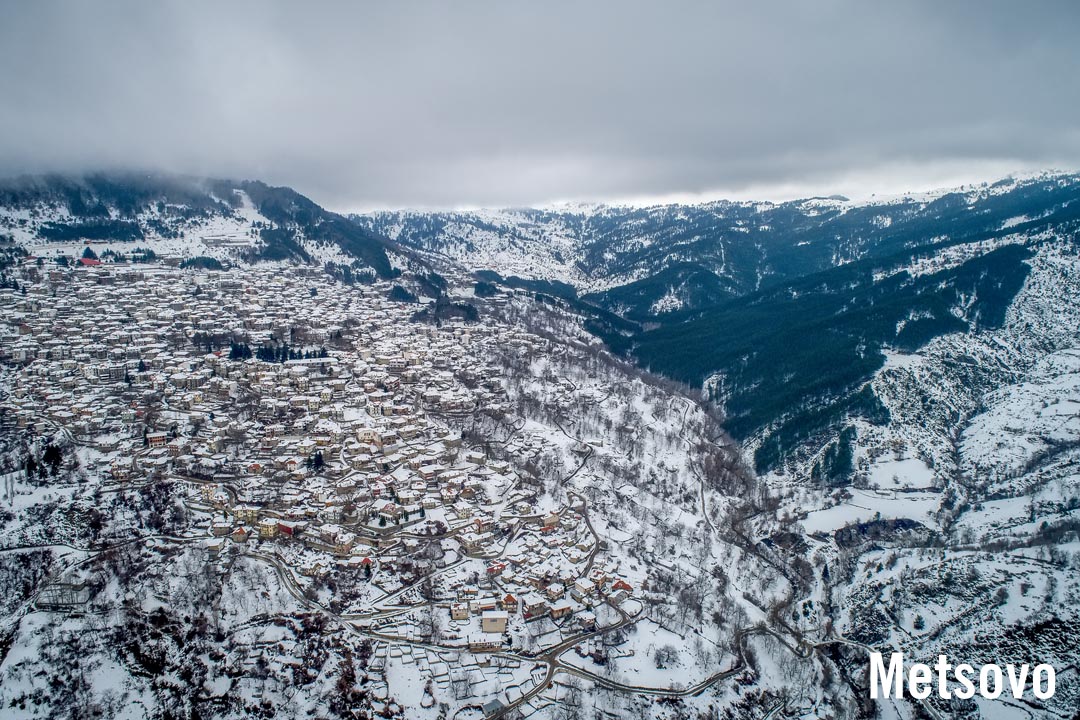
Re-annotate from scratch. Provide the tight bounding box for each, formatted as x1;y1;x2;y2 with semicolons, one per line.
228;341;329;363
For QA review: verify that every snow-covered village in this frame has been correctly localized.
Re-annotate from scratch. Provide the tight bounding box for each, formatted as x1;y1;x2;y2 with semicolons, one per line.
0;255;787;719
3;4;1080;718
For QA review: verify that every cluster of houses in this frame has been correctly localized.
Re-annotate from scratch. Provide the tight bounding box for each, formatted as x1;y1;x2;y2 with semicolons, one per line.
447;565;636;652
0;260;636;648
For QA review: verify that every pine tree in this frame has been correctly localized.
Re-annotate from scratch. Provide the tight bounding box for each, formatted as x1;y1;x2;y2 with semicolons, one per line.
42;444;62;475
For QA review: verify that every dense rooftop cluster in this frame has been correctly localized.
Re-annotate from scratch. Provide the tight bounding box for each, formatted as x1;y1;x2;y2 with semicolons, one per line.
0;260;654;717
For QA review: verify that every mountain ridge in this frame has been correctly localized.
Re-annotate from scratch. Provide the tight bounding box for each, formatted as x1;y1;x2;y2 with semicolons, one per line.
0;172;401;279
354;171;1080;312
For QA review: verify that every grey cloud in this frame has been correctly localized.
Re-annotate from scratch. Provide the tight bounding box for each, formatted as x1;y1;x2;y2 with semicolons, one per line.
1;0;1078;209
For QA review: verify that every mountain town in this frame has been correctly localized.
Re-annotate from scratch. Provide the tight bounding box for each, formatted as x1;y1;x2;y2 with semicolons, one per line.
2;250;794;719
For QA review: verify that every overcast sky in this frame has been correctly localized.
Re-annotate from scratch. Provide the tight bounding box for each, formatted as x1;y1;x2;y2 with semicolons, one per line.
1;1;1078;211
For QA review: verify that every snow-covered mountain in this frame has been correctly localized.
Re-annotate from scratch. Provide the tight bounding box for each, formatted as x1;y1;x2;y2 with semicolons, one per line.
355;172;1080;318
357;173;1080;481
0;173;399;278
763;235;1080;720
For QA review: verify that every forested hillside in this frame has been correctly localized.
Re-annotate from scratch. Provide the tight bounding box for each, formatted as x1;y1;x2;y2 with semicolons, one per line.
364;174;1080;472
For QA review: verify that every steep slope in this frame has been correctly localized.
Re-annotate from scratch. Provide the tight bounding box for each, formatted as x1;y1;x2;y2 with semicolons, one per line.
632;241;1036;470
765;237;1080;719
